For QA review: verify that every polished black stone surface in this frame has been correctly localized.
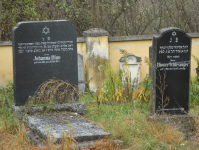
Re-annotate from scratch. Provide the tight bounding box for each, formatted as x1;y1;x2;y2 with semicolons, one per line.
12;20;78;106
151;27;191;114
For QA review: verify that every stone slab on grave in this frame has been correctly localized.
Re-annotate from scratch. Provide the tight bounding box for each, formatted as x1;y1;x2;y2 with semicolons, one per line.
23;112;111;144
12;20;78;106
24;112;123;149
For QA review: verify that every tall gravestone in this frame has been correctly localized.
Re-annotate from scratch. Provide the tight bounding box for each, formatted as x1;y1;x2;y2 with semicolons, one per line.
12;20;78;106
150;27;191;115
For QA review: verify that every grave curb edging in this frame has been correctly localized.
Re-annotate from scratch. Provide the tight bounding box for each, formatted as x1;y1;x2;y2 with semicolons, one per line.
11;102;86;120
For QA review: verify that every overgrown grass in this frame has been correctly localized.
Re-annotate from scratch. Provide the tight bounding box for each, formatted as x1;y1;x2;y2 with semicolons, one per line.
1;82;199;149
80;93;199;149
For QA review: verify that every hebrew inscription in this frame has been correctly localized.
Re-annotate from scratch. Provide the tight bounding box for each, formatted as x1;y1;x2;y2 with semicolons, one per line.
150;28;191;114
12;20;78;106
157;32;190;71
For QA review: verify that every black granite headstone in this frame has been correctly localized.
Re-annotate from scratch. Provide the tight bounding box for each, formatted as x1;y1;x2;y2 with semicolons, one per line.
150;27;191;115
12;20;78;106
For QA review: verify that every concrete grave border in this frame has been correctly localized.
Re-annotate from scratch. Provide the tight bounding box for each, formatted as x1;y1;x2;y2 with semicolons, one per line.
12;102;85;120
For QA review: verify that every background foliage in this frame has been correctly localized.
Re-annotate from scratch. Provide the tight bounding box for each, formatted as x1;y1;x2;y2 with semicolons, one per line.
2;0;199;41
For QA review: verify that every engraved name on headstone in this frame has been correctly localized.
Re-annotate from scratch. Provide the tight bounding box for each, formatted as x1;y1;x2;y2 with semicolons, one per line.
150;27;191;114
12;20;78;106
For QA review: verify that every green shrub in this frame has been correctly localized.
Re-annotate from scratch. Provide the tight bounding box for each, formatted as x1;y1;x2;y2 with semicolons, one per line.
98;50;134;103
133;75;151;102
190;76;199;104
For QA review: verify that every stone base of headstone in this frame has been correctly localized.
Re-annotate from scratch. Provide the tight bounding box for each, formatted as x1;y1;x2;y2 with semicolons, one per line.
147;114;196;139
78;83;85;93
12;102;86;120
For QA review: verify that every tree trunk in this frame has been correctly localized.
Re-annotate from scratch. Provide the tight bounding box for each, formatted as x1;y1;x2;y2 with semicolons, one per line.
91;0;100;28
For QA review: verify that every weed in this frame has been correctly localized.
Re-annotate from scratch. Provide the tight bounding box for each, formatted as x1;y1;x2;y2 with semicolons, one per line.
190;76;199;105
149;122;184;145
98;49;136;103
133;74;151;102
192;54;199;68
156;70;170;115
26;79;79;106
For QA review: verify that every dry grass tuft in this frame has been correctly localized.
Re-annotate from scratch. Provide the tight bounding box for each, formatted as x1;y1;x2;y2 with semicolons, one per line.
27;79;79;105
84;138;121;150
0;123;42;150
194;119;199;142
149;122;184;145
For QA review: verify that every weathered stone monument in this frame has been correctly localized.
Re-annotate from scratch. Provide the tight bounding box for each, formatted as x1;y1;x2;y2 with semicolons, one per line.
149;27;195;137
119;53;141;86
12;20;78;106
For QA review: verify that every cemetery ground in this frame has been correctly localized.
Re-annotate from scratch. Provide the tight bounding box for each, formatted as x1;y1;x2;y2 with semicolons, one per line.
1;79;199;150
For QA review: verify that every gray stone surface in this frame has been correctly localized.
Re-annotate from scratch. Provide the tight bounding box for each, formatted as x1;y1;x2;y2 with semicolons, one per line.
83;28;109;37
0;41;12;46
109;35;153;41
78;53;85;92
12;102;85;120
77;37;85;43
119;53;141;62
23;112;110;143
27;131;42;146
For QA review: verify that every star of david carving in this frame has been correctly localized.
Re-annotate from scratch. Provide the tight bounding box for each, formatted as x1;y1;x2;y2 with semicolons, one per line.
172;31;176;36
42;26;50;35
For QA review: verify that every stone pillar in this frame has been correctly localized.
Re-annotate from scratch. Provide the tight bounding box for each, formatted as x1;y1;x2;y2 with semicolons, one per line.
83;28;109;92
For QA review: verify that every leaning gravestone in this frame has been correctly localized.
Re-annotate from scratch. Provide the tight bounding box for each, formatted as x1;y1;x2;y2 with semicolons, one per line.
12;20;78;106
150;27;191;115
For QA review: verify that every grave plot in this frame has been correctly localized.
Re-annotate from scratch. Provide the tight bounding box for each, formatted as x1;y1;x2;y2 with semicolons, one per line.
12;20;122;148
